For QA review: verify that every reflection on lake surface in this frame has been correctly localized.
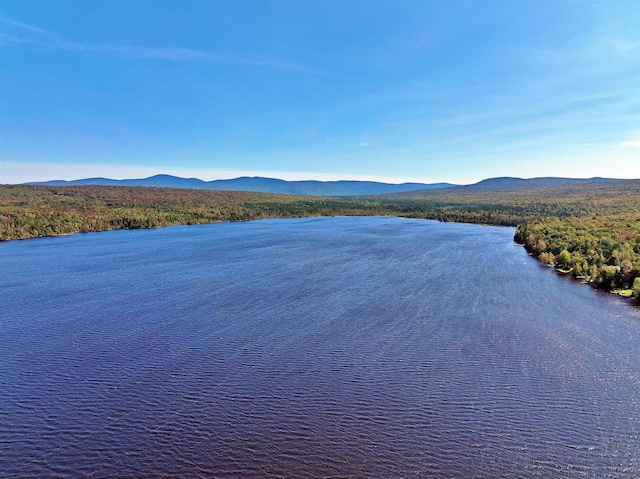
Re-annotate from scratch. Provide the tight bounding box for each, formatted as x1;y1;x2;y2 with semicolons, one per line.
1;217;639;478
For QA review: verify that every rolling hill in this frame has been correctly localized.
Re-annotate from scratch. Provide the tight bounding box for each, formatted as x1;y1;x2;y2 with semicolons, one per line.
26;174;454;196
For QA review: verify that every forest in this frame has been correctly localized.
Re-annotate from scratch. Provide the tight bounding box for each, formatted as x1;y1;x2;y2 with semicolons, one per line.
394;179;640;298
2;180;639;300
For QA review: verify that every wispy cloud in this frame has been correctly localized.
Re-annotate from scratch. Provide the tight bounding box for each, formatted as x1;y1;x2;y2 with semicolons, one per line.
56;41;214;62
0;16;312;71
0;16;56;37
619;140;640;148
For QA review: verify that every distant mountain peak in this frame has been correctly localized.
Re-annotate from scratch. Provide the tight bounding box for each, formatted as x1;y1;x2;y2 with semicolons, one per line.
24;175;455;196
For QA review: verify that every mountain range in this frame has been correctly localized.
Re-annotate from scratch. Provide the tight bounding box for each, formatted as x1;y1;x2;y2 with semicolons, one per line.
24;174;629;196
27;174;455;196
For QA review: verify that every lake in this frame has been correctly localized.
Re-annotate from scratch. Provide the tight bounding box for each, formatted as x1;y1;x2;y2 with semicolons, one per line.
1;217;639;478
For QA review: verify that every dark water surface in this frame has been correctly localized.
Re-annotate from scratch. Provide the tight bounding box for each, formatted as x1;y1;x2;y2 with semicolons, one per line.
1;217;639;478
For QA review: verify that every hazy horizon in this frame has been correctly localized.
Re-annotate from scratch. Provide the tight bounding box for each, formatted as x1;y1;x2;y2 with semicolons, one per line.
2;1;639;184
10;169;640;187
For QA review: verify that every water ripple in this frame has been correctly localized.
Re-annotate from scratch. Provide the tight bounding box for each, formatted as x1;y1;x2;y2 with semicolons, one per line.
1;218;639;478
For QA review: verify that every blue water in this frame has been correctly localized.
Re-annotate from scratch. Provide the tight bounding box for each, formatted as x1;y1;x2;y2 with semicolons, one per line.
1;217;639;477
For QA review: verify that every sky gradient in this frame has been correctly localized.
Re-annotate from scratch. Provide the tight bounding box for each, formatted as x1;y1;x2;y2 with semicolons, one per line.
1;0;639;184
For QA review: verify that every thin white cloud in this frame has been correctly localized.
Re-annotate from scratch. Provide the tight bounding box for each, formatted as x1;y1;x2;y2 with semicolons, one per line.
56;41;213;62
0;16;312;70
0;162;440;185
0;16;56;37
0;16;58;46
619;140;640;148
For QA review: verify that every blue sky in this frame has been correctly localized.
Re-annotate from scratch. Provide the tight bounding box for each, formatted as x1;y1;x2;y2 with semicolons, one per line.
1;0;639;184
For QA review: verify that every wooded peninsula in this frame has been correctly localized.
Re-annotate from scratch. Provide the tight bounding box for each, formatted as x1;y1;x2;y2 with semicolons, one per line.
2;179;639;300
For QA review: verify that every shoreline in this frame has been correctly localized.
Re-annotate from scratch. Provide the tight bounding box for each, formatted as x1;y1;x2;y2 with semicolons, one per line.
3;213;637;307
